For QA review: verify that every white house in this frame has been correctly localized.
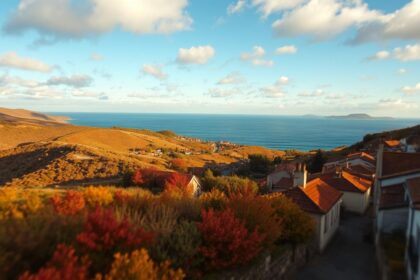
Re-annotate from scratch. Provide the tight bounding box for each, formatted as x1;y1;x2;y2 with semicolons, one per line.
322;152;375;174
320;170;372;214
374;148;420;238
267;162;307;192
284;178;342;252
406;177;420;280
402;136;420;153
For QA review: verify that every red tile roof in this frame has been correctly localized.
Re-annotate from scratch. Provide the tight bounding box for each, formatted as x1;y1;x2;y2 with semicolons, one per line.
379;183;407;210
384;140;401;148
345;164;375;178
284;178;342;214
320;171;371;193
347;152;376;164
381;152;420;178
407;177;420;210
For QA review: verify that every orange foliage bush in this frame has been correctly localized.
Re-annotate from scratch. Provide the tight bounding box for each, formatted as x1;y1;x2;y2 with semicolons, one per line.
170;158;187;172
51;191;85;215
19;244;90;280
199;189;228;211
98;249;185;280
197;209;263;270
83;187;113;207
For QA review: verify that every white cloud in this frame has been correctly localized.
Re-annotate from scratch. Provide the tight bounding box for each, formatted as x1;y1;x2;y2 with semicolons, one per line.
0;52;52;72
176;46;215;65
354;0;420;43
275;45;297;55
398;68;407;75
401;83;420;95
71;89;108;99
206;87;241;98
368;50;390;60
4;0;192;39
259;76;289;98
90;53;104;61
379;98;418;109
393;44;420;61
369;44;420;62
299;89;325;97
218;73;244;85
47;75;93;88
272;0;386;40
228;0;246;14
251;0;306;17
142;64;167;80
241;46;274;67
277;76;289;85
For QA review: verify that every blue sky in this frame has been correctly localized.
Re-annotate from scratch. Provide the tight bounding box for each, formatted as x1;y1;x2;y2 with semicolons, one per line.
0;0;419;117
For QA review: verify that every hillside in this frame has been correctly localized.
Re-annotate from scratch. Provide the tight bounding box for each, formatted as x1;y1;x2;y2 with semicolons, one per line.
0;109;285;187
0;107;68;124
326;113;393;120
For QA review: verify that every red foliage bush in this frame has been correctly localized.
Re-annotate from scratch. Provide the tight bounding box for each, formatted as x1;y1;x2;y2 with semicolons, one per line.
51;191;85;216
197;209;263;270
19;244;90;280
131;170;145;186
164;173;194;197
77;208;154;252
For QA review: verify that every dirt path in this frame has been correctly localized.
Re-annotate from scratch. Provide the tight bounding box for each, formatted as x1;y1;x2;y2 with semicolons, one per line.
296;212;377;280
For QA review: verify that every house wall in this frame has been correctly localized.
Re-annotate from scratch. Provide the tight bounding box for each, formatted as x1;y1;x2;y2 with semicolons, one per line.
310;200;341;252
406;210;420;280
267;171;289;189
189;176;202;197
341;188;371;214
377;208;409;234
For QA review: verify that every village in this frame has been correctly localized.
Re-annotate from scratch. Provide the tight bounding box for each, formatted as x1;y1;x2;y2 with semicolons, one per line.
136;135;420;279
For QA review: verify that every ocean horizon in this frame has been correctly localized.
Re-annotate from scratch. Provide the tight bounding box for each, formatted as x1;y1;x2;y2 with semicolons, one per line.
50;112;420;151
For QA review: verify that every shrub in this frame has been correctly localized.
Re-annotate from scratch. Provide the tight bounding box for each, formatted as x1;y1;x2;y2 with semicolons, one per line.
202;172;258;196
99;249;185;280
83;187;113;207
228;194;282;247
21;191;44;215
197;209;263;270
139;203;179;238
163;173;194;198
151;220;202;272
170;158;188;172
200;189;228;211
51;190;85;215
0;188;24;219
0;214;84;279
267;194;314;245
248;154;271;174
131;170;145;186
77;208;154;252
77;208;154;273
19;244;90;280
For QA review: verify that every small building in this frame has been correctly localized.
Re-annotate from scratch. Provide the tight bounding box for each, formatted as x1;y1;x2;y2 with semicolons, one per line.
406;177;420;280
374;147;420;239
284;178;343;252
321;170;372;214
322;152;375;174
402;135;420;153
267;163;307;192
384;140;404;152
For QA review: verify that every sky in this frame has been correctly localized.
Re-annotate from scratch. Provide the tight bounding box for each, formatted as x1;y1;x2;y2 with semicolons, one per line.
0;0;419;117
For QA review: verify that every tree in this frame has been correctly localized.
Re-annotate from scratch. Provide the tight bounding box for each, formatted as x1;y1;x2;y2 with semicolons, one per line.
164;173;194;197
248;154;271;174
170;159;188;172
272;156;283;165
308;149;326;173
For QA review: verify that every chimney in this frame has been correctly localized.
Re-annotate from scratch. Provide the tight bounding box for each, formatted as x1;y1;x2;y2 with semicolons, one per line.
335;166;342;178
293;163;307;188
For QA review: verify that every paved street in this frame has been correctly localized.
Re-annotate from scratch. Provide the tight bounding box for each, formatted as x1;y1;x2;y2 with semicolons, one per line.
296;212;376;280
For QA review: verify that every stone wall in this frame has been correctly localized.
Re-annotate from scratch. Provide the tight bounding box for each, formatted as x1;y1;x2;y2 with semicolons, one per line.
217;244;315;280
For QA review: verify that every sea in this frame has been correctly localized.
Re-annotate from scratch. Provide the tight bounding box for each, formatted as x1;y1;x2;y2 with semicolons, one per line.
52;113;420;151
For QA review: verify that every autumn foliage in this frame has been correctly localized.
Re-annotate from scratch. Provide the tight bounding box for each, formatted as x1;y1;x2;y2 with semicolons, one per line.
19;244;90;280
164;173;194;198
51;191;85;215
77;208;154;252
197;209;264;270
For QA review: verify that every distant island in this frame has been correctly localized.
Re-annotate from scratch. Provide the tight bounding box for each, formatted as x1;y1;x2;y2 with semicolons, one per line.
326;113;394;120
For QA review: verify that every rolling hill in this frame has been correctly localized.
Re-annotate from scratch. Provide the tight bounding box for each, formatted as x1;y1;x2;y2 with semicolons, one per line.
0;108;285;187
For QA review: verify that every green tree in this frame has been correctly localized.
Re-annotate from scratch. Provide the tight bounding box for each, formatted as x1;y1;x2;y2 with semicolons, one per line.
309;149;326;173
248;154;271;174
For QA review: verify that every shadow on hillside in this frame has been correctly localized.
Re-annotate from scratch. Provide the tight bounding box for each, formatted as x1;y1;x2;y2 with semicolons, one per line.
49;176;121;188
0;146;74;185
